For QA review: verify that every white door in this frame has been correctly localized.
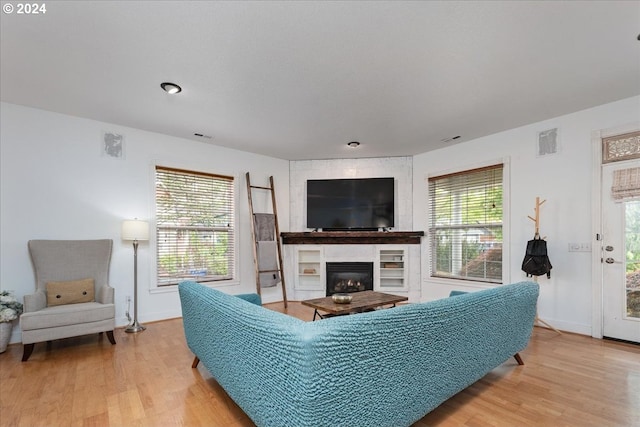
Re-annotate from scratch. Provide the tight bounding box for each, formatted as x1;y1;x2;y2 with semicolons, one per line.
602;160;640;343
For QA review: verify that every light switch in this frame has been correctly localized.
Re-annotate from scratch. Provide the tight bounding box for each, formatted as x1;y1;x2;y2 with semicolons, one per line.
568;243;591;252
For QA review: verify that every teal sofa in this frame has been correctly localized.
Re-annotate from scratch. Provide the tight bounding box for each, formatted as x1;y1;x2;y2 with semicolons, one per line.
178;281;539;427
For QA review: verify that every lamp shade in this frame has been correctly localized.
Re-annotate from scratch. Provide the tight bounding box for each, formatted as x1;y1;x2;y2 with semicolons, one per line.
122;220;149;241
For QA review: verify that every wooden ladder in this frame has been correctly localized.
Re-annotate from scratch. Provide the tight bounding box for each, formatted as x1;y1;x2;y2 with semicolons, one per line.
245;173;287;307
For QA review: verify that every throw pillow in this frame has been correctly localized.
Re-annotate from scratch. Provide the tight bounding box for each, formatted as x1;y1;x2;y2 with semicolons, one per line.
46;278;95;306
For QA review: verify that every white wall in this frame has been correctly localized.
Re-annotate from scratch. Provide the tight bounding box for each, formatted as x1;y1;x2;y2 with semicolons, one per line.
413;96;640;335
0;102;289;343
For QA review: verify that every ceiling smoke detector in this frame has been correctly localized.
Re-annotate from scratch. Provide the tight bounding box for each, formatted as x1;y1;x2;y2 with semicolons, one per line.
347;141;360;148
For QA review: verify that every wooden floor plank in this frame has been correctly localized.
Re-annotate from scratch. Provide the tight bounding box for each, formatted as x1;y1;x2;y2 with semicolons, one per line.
0;301;638;426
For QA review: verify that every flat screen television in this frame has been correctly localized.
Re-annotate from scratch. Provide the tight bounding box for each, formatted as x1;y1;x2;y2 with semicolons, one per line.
306;177;395;231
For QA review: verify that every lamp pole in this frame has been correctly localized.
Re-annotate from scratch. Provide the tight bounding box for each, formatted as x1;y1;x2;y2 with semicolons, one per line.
122;219;149;333
126;238;145;333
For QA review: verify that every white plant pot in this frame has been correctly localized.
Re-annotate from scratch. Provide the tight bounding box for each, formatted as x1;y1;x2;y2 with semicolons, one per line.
0;322;12;353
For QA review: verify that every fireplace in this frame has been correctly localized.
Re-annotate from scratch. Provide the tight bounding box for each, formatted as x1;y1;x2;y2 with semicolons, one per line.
325;262;374;296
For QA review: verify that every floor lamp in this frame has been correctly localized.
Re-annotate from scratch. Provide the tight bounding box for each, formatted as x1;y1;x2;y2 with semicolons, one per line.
122;219;149;333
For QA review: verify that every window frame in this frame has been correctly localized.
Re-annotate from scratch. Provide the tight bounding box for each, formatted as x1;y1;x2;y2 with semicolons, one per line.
426;159;510;287
149;163;240;293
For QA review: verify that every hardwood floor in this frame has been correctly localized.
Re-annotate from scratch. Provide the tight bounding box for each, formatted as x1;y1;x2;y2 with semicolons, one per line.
1;301;639;427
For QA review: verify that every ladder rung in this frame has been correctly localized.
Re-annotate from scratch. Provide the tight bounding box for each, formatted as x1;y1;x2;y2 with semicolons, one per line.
250;185;272;190
258;269;280;273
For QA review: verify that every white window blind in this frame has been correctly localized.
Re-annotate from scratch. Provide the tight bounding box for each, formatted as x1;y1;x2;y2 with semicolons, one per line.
155;166;235;286
428;164;503;283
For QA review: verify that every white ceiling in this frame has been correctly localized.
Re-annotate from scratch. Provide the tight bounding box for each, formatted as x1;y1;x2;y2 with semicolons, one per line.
1;1;639;160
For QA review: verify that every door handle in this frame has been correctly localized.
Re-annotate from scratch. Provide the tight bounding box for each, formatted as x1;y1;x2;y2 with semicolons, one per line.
604;257;622;264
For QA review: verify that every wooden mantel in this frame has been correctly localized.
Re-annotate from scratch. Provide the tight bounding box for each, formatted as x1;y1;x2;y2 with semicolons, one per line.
280;231;424;245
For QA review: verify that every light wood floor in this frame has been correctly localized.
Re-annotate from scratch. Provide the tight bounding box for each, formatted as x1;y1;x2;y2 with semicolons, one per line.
1;301;639;427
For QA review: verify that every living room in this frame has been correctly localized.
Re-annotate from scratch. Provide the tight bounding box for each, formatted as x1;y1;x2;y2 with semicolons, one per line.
1;1;639;426
4;95;638;337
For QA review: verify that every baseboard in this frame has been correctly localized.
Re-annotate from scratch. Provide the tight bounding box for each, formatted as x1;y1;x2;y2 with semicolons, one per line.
535;317;591;336
116;308;183;328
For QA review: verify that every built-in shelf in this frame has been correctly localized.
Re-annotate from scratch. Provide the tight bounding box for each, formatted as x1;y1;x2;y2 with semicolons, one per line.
377;248;408;291
281;231;424;245
295;248;323;290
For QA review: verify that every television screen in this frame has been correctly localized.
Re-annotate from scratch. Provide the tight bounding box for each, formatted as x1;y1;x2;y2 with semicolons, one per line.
306;177;395;230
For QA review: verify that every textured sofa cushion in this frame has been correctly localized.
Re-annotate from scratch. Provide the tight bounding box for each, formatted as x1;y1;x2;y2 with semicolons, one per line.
46;278;95;306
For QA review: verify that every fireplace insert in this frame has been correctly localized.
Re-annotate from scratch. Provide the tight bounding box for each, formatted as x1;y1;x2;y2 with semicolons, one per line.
325;262;373;296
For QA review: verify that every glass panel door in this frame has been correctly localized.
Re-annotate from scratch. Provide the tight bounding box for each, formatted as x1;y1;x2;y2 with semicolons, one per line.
602;160;640;342
625;201;640;319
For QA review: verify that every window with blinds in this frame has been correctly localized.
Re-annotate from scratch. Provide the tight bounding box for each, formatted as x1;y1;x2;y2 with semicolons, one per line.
155;166;235;286
428;164;503;283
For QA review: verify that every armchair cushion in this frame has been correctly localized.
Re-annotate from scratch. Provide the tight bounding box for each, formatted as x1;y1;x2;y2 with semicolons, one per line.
21;302;114;330
46;278;95;306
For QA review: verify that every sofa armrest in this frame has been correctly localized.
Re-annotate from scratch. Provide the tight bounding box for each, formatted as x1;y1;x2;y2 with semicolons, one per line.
449;290;469;297
96;285;114;304
235;293;261;306
24;290;46;312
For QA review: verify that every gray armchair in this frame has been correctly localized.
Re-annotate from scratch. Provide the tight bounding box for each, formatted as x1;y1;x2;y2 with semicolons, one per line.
20;239;116;361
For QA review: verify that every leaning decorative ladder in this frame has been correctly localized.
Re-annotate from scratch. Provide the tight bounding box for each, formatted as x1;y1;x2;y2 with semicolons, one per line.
245;172;288;307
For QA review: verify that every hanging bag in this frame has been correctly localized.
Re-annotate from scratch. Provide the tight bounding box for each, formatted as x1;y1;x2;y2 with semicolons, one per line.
521;236;552;278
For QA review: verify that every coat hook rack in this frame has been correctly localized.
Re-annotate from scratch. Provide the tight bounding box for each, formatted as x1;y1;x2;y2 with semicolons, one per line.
527;196;561;335
527;196;546;239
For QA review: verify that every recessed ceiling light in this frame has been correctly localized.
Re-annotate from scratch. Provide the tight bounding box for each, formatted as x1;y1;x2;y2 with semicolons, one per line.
160;82;182;94
347;141;360;148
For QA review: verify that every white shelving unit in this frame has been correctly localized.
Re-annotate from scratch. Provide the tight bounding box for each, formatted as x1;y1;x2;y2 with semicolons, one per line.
295;247;324;290
377;246;408;291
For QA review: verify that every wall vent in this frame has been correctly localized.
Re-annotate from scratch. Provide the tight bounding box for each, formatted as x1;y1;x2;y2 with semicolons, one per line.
537;128;559;156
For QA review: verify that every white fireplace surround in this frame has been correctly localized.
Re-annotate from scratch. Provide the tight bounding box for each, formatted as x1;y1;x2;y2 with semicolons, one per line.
289;157;414;232
283;243;422;302
284;157;421;301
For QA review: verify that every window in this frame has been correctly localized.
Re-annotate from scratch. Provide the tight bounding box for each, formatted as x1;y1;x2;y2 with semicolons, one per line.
155;166;235;286
428;164;503;283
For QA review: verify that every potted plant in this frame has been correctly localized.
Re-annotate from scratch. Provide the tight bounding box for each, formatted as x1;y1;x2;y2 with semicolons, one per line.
0;291;23;353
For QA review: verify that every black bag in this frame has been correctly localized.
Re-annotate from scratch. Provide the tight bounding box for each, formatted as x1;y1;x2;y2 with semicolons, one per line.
521;237;552;278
